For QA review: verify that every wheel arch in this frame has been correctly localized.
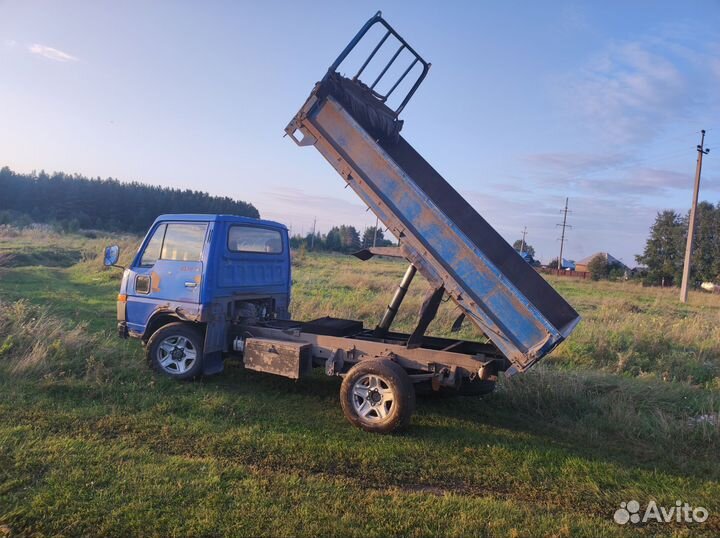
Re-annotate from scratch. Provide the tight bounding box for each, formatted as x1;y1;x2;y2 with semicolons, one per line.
142;311;206;343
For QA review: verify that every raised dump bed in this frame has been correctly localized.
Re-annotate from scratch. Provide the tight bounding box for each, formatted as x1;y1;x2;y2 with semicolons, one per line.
286;12;579;373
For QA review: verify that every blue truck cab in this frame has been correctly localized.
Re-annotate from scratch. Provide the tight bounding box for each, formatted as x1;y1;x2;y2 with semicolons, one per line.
113;214;290;376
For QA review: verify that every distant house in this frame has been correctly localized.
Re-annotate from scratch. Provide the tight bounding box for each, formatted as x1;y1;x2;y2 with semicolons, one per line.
545;258;575;270
575;252;628;273
517;251;533;263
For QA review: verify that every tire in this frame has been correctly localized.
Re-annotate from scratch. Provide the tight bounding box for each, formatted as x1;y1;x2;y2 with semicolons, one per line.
340;359;415;434
146;322;204;380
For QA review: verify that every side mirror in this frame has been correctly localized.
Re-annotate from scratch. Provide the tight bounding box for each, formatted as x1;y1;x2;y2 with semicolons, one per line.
103;245;120;267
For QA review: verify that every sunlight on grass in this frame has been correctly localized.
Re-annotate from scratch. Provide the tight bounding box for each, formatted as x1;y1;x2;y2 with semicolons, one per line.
1;231;719;536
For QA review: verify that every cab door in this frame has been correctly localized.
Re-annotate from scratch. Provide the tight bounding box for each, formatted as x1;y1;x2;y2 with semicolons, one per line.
125;221;209;334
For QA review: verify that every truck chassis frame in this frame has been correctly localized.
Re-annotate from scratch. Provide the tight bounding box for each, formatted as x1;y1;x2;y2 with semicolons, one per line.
236;316;507;389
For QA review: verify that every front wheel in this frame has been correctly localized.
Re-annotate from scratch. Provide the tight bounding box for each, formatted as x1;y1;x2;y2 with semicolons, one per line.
146;322;204;380
340;359;415;434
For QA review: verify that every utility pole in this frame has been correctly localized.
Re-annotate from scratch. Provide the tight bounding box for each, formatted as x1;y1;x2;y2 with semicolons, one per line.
556;197;571;271
372;215;379;248
680;130;710;303
310;217;317;250
520;226;528;253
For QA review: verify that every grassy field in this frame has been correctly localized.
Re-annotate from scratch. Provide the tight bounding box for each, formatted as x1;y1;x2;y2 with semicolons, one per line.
1;227;719;537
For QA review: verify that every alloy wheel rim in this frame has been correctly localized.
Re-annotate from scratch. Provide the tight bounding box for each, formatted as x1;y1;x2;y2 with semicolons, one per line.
157;335;197;374
351;374;395;422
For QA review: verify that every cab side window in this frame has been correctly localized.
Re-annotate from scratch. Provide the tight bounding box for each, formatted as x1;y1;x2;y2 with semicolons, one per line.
228;226;283;254
139;224;166;267
161;223;208;261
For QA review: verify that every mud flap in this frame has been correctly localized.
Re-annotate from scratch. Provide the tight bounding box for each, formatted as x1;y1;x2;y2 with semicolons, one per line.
203;304;226;376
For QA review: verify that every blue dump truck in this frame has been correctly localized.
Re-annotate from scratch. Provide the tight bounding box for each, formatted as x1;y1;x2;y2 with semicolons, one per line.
105;13;579;433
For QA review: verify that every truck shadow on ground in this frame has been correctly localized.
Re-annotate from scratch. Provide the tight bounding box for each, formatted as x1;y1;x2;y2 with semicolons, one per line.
22;363;716;517
206;364;717;485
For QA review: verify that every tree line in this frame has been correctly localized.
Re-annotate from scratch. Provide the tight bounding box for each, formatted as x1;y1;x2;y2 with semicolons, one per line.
0;166;259;233
637;202;720;286
290;225;394;253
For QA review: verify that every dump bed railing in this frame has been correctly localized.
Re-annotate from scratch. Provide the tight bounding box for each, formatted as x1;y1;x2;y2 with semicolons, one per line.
329;11;430;115
286;13;580;373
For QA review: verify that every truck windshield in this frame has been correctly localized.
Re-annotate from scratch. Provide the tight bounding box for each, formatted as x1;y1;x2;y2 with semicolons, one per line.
228;226;282;254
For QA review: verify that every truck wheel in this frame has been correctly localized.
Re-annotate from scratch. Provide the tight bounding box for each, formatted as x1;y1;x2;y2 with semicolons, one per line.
340;359;415;434
146;322;204;380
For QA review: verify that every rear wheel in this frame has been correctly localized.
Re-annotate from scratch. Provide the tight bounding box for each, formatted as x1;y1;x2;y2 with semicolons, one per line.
340;359;415;434
146;322;204;380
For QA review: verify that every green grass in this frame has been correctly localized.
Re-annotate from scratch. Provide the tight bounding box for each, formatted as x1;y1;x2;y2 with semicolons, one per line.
0;226;103;268
1;231;719;536
292;252;720;387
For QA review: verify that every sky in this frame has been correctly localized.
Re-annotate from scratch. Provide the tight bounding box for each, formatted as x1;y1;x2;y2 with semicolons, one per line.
1;1;719;265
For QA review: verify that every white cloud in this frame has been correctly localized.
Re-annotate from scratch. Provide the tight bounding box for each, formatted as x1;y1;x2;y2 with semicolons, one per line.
523;152;628;176
519;144;720;197
255;186;377;236
561;30;719;145
569;41;686;143
28;44;78;62
709;43;720;83
460;188;654;265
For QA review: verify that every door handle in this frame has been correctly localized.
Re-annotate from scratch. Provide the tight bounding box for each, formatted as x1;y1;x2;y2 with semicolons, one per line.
184;281;198;288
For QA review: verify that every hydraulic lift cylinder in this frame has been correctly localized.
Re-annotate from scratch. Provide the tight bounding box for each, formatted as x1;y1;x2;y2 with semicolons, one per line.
375;264;416;336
